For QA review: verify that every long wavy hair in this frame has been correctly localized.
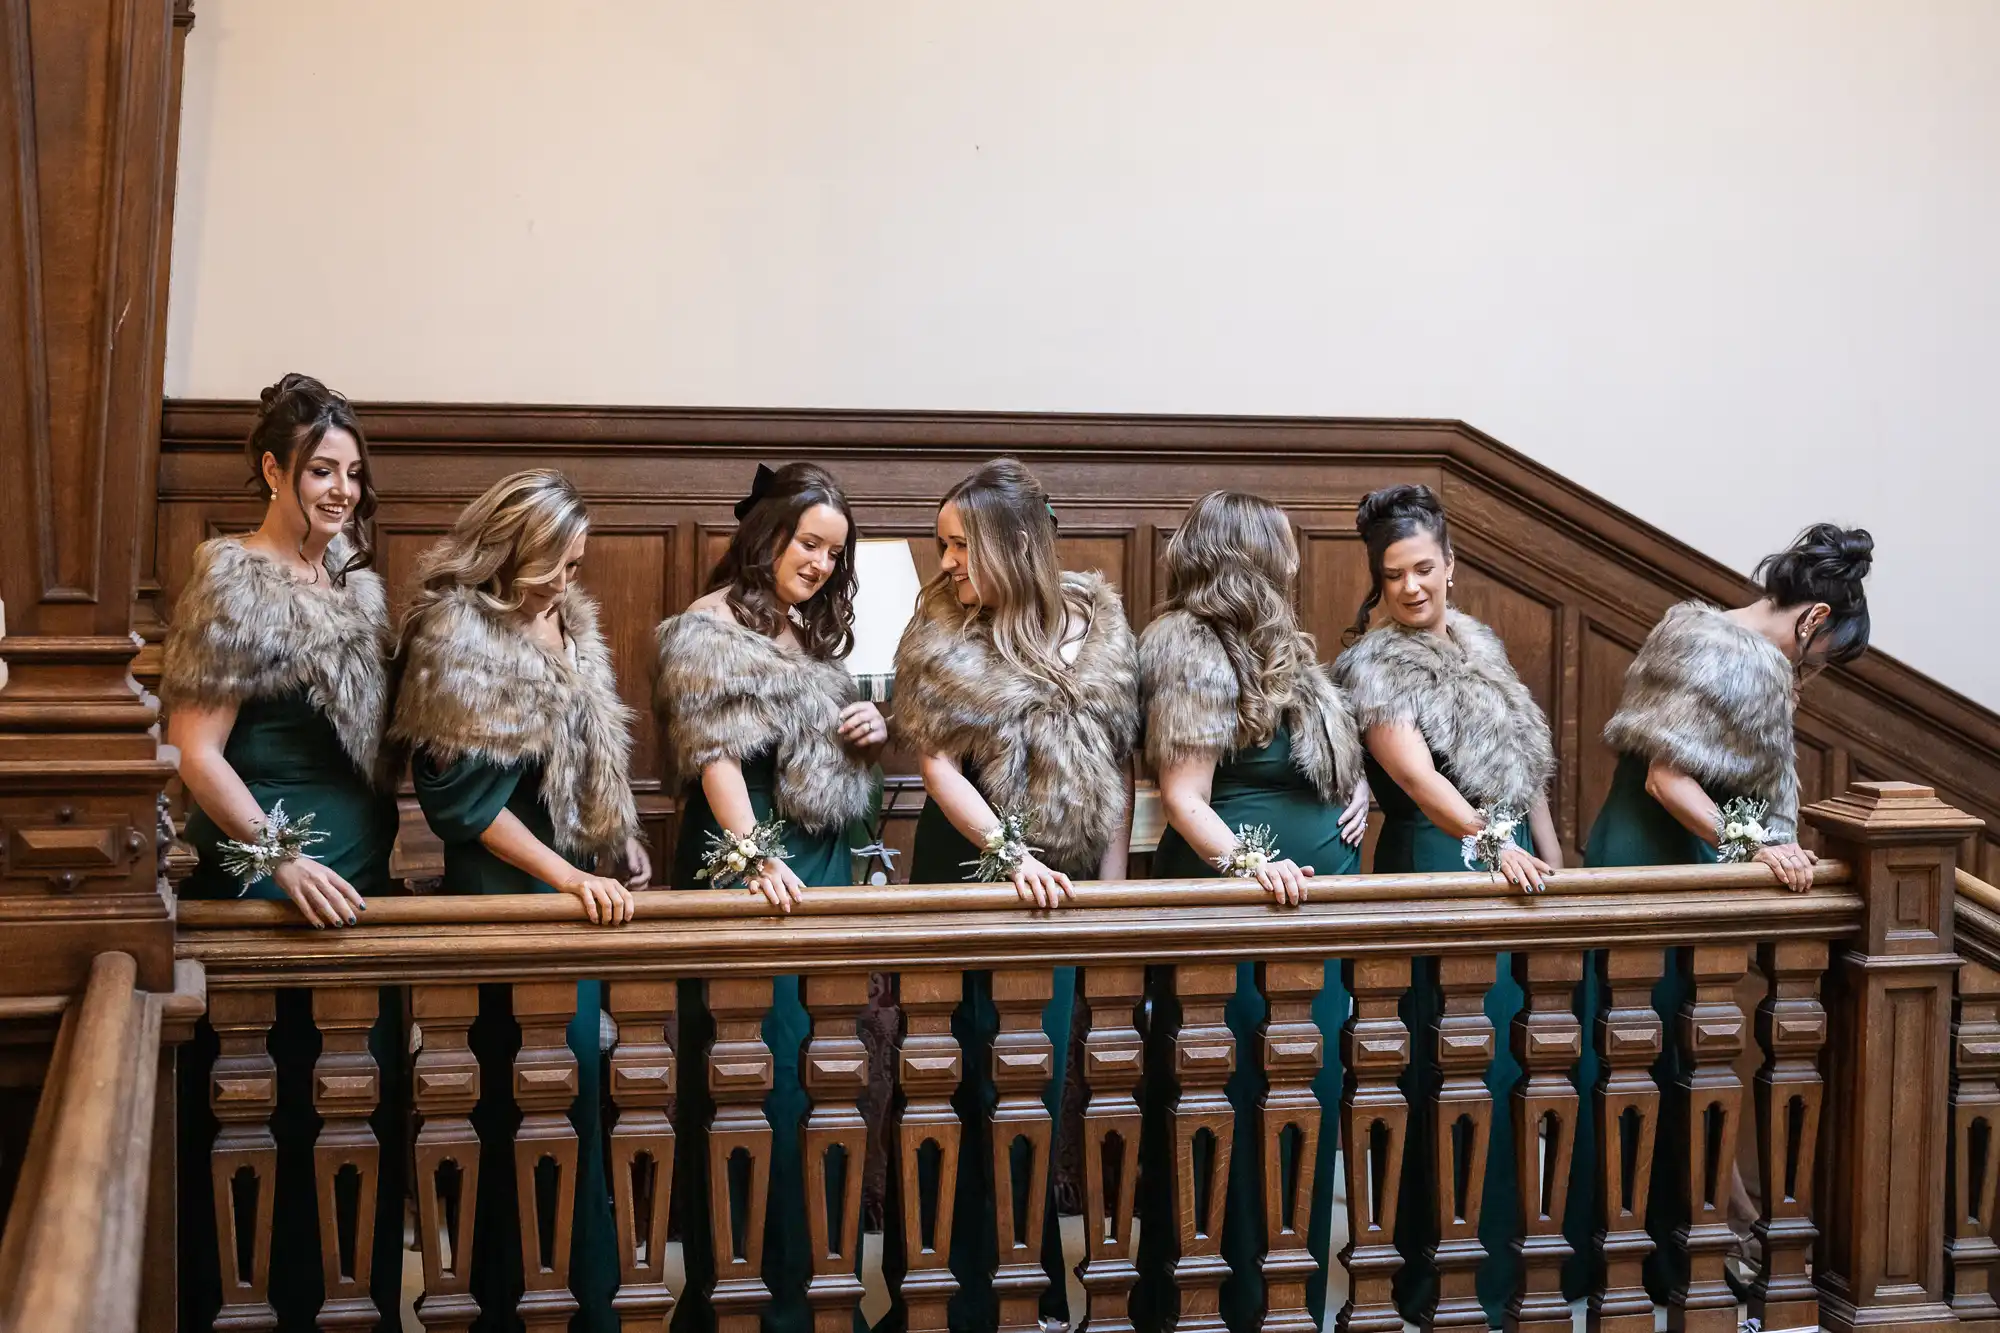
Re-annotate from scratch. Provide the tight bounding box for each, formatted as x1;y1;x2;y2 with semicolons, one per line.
705;463;859;662
917;458;1084;691
404;469;590;626
247;372;378;585
1162;491;1314;749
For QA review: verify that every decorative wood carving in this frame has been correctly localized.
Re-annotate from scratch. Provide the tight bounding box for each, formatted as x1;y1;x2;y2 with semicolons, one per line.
207;988;277;1333
1950;958;2000;1322
1077;965;1145;1333
1663;944;1750;1333
309;987;384;1331
1166;962;1236;1333
1431;955;1497;1331
511;982;583;1333
1338;956;1411;1333
987;968;1056;1333
1257;961;1325;1333
1751;939;1828;1332
893;970;963;1333
705;977;777;1333
411;985;481;1333
1589;948;1664;1333
1507;951;1583;1333
607;980;677;1332
801;972;871;1333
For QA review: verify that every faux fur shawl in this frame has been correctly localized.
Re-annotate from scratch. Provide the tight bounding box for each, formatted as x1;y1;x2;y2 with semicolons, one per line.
390;585;638;860
654;610;872;833
160;536;392;782
1138;609;1363;803
1603;601;1799;839
1333;610;1554;814
893;572;1140;878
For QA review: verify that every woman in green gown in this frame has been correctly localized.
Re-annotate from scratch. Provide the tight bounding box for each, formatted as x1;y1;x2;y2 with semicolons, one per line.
1581;523;1873;1301
654;463;886;1333
164;374;408;1332
392;469;650;1333
1332;484;1560;1328
1134;491;1371;1333
891;459;1140;1333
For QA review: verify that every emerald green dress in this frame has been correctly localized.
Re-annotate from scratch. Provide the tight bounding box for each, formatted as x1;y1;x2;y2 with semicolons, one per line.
178;688;407;1333
669;752;854;1333
1140;725;1361;1333
909;782;1082;1333
414;751;620;1333
1580;751;1723;1306
1367;752;1530;1329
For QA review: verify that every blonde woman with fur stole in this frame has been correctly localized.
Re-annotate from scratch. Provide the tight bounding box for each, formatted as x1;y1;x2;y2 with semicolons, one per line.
1332;483;1559;1326
163;374;407;1329
1134;491;1368;1333
654;463;884;1333
892;458;1140;1332
392;469;646;1332
1583;522;1871;1303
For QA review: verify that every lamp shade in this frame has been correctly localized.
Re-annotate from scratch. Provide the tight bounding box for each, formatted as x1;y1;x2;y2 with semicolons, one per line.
847;538;923;700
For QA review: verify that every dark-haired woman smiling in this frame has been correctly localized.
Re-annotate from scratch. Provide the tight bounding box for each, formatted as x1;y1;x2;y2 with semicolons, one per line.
654;462;885;1333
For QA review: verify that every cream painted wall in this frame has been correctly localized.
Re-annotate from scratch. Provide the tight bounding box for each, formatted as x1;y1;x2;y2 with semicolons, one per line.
164;0;2000;705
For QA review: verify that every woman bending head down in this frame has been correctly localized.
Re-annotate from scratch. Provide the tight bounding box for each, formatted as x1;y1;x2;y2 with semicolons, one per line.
391;468;646;925
654;463;885;914
1139;491;1369;905
894;458;1141;907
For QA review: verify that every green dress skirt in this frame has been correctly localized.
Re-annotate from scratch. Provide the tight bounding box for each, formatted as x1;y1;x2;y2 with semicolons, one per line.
1366;752;1530;1328
909;772;1080;1333
177;688;407;1333
668;751;856;1333
1140;725;1361;1333
1580;752;1723;1306
414;751;619;1333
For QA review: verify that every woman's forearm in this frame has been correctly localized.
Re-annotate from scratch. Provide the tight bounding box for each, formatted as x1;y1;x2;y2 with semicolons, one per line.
699;758;761;836
1528;796;1563;869
1159;759;1237;867
176;747;269;843
919;753;1001;849
478;807;586;888
1097;768;1135;880
1645;759;1723;845
1405;770;1483;839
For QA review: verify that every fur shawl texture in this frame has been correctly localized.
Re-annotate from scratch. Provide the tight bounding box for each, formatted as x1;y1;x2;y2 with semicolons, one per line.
1603;601;1800;839
893;572;1141;878
390;585;638;859
160;536;393;782
654;610;872;833
1333;610;1554;814
1138;609;1363;803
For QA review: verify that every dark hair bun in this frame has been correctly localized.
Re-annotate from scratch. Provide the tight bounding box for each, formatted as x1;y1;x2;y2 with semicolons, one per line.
1354;483;1444;539
1754;521;1875;667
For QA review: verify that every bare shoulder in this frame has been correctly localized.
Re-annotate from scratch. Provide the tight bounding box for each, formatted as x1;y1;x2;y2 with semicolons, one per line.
686;588;738;623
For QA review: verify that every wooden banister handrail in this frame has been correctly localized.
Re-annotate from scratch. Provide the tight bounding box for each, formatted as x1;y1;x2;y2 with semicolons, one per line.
178;862;1860;988
0;952;163;1333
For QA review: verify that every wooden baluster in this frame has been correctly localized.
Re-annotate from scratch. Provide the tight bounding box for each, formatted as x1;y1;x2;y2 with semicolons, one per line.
802;973;872;1333
1750;941;1828;1332
1078;965;1146;1333
1589;948;1665;1333
209;988;279;1333
608;981;677;1332
1338;957;1411;1333
895;970;965;1333
1167;963;1237;1333
1258;962;1326;1333
1432;956;1497;1331
989;968;1056;1333
1508;951;1584;1333
412;986;482;1333
703;978;778;1333
1948;959;2000;1321
311;988;385;1331
513;982;584;1333
1662;944;1749;1333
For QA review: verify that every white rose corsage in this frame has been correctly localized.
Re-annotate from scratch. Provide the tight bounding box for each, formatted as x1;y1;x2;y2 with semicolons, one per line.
1714;797;1776;864
216;801;328;894
1216;823;1282;878
699;818;791;890
965;809;1040;883
1460;807;1523;873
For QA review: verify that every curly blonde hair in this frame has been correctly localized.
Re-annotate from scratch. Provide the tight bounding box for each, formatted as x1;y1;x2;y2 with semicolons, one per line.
407;469;590;618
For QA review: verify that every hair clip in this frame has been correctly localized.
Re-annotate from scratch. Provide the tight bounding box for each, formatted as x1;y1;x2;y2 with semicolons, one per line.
733;464;778;521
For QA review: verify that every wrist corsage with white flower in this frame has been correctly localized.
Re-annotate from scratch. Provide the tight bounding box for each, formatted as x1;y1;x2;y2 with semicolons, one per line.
217;800;328;894
699;818;791;890
1460;807;1523;873
965;809;1039;883
1714;797;1776;864
1216;823;1282;878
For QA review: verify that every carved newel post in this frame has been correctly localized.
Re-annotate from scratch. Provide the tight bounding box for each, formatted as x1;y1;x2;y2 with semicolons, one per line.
1808;780;1983;1330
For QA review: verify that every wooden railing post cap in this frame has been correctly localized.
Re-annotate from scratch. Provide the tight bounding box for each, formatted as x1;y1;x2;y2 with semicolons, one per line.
1805;781;1984;843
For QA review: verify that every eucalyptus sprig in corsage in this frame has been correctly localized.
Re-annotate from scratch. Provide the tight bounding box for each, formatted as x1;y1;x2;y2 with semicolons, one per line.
1216;823;1283;878
217;800;329;894
700;818;791;890
1460;807;1523;873
1714;797;1776;864
965;809;1040;883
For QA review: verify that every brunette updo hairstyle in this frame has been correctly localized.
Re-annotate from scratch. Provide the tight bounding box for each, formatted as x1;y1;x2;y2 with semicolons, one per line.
1755;523;1874;667
246;373;378;584
1346;483;1451;642
705;463;859;661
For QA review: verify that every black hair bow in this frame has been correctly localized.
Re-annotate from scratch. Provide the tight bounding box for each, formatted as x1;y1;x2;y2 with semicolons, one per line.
734;464;778;521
